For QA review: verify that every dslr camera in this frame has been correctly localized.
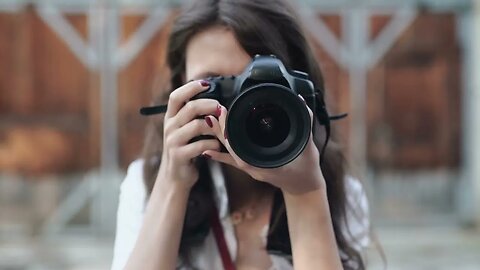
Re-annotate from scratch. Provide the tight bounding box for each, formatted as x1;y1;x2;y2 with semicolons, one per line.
141;55;321;168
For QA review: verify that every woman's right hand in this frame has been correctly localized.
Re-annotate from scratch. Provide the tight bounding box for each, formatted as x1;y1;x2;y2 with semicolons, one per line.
157;80;222;191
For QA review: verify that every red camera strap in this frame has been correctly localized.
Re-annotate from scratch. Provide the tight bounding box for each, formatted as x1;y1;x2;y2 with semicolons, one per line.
211;206;236;270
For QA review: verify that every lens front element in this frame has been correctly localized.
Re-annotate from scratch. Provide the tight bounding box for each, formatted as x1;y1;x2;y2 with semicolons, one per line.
226;83;311;168
246;104;291;148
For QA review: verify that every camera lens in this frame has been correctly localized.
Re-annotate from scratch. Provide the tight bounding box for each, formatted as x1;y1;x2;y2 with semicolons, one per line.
226;83;311;168
246;104;290;147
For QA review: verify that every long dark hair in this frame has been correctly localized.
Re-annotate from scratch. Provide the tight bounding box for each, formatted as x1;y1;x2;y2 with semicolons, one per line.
142;0;366;269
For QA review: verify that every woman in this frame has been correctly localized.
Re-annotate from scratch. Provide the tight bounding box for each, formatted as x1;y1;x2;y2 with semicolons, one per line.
112;0;370;269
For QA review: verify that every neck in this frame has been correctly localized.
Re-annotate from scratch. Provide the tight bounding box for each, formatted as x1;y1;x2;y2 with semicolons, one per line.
222;164;272;211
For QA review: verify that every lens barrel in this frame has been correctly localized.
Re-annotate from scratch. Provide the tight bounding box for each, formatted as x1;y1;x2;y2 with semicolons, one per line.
226;83;311;168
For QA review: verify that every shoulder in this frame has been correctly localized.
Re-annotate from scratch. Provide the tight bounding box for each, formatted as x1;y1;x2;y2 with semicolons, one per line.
111;159;147;270
121;159;145;191
344;175;368;206
343;175;370;249
343;175;369;217
119;159;147;210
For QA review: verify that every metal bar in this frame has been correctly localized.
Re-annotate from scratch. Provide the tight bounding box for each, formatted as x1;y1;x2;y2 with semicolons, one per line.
40;174;95;236
38;0;167;236
35;4;97;69
116;6;167;69
457;1;480;227
455;9;471;226
98;3;119;176
343;8;370;183
87;2;103;233
37;3;102;238
0;0;473;12
299;5;419;188
472;0;480;227
97;0;121;234
366;8;418;69
302;0;471;10
60;6;170;15
0;1;25;12
299;7;349;69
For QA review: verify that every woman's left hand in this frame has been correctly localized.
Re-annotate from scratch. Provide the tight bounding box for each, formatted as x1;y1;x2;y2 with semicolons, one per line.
201;96;326;195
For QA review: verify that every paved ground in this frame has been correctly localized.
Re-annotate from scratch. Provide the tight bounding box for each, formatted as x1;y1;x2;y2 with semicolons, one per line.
0;227;479;269
367;227;480;270
0;235;113;270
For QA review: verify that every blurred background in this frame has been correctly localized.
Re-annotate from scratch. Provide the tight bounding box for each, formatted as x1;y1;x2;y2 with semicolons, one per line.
0;0;479;269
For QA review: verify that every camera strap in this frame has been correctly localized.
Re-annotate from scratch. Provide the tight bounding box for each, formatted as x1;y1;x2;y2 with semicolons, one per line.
313;90;348;164
211;205;236;270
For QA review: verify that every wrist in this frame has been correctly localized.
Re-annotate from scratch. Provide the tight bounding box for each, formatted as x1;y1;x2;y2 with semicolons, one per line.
280;168;325;195
155;162;197;193
153;171;193;197
282;187;332;223
283;185;327;204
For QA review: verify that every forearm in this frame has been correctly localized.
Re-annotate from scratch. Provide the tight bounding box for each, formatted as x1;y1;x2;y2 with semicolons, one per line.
124;179;189;270
283;185;343;270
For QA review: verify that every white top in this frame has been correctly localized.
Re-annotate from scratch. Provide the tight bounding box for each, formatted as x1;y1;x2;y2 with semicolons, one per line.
111;159;370;270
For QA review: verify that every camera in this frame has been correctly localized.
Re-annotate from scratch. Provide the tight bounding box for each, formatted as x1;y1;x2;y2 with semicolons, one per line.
192;55;316;168
141;55;322;168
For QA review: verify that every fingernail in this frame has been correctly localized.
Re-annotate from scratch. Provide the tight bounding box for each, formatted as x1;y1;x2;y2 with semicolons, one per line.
200;80;210;87
201;153;211;159
224;129;228;140
205;116;213;128
215;104;222;118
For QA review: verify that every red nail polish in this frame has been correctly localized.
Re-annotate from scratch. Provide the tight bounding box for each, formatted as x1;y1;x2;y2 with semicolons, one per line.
224;129;228;140
205;116;213;128
202;153;211;159
200;80;210;87
215;104;222;118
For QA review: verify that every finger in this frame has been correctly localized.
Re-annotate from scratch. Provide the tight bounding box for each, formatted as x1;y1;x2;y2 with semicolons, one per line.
168;118;217;145
204;112;228;146
203;106;227;145
217;105;228;141
207;113;253;169
201;150;238;167
171;99;221;128
165;80;210;119
176;139;221;160
298;94;314;129
222;133;252;169
201;114;246;169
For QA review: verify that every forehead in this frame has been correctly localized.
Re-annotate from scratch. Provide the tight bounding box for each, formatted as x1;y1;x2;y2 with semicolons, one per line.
185;26;252;81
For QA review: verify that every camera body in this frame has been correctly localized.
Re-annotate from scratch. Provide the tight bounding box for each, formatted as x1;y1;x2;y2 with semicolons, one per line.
192;55;316;168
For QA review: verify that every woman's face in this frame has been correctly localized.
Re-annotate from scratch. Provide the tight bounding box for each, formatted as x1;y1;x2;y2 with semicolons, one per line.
184;26;256;184
185;26;251;82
